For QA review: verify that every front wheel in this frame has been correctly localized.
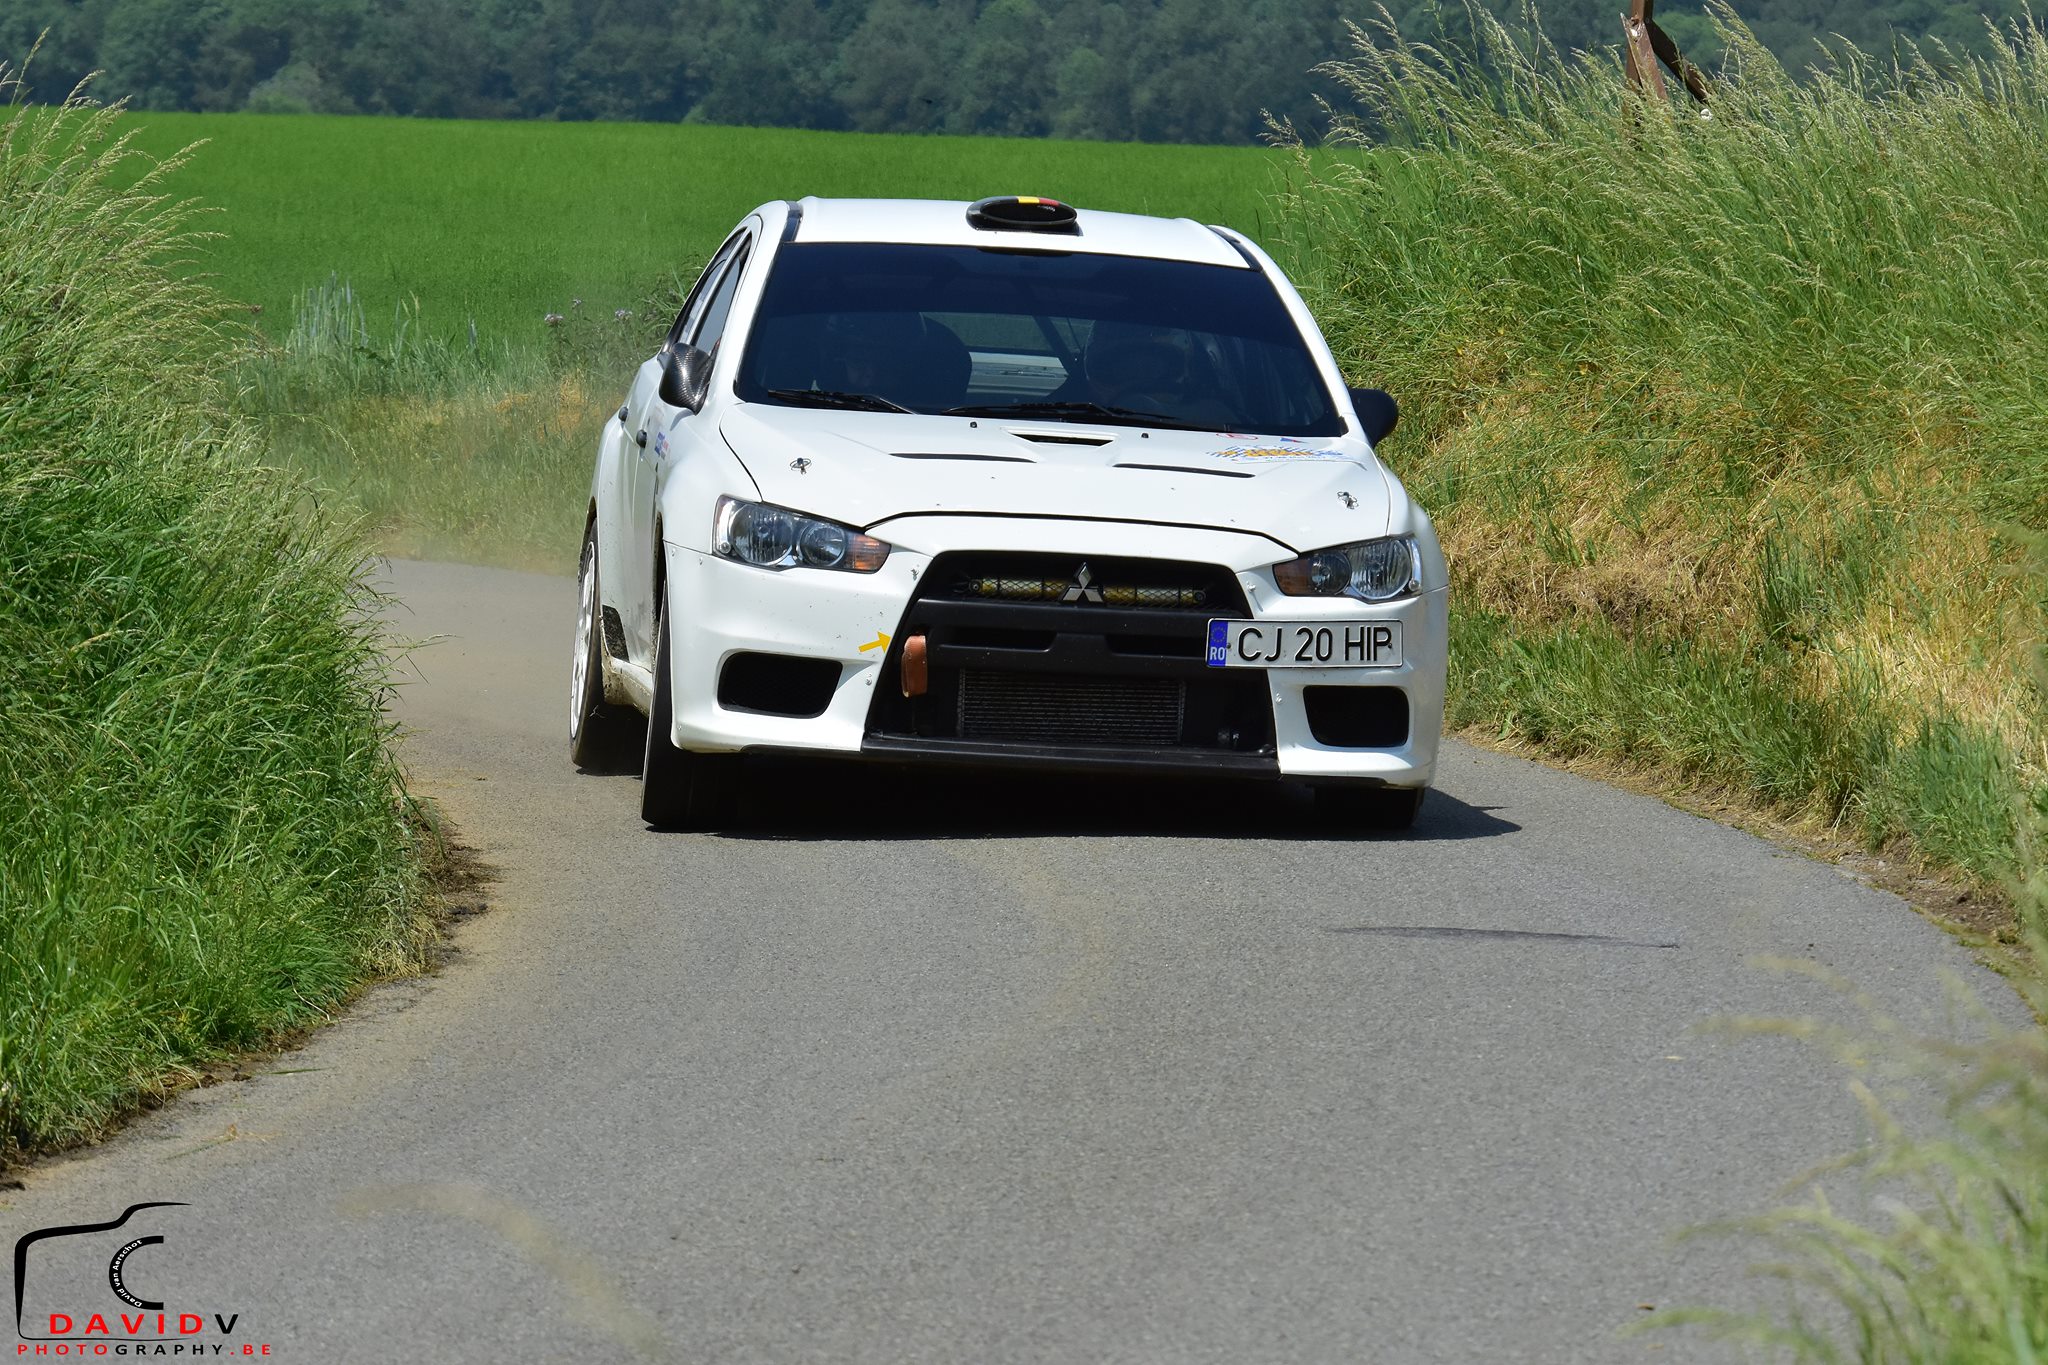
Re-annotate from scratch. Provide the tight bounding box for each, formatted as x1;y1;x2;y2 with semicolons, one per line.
1313;784;1424;832
569;524;639;771
640;598;742;830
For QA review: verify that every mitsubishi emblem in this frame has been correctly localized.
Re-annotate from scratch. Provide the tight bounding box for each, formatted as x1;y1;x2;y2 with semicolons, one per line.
1062;562;1104;604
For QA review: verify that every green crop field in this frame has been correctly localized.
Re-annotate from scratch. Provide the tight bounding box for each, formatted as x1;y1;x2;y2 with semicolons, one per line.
99;111;1304;577
116;112;1291;347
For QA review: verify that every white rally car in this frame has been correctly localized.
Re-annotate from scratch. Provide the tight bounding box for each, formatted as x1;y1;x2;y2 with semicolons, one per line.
569;196;1447;830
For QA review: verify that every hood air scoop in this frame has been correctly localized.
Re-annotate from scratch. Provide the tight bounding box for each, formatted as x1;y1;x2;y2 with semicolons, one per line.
890;451;1034;463
1115;462;1253;479
1009;429;1112;446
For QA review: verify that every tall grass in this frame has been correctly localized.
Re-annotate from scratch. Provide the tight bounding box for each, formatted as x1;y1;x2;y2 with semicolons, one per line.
0;67;431;1154
236;276;639;569
1280;3;2047;898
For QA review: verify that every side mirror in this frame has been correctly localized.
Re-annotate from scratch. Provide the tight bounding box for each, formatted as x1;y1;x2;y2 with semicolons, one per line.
659;345;714;412
1348;386;1398;446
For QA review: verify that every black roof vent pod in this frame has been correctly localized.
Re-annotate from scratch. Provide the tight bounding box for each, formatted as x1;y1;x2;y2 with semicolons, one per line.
966;196;1080;234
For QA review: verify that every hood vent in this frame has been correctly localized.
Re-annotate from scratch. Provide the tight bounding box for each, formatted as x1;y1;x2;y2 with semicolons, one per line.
1115;462;1254;480
891;451;1034;463
1010;430;1112;447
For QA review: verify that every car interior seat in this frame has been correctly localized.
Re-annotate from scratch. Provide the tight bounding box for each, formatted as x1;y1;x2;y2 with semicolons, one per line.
896;317;971;411
747;314;826;394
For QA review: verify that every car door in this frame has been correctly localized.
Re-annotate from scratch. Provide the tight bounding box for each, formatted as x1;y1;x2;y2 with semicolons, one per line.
617;231;748;664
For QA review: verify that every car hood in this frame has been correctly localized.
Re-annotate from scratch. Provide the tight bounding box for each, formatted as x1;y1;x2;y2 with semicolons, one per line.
721;405;1391;553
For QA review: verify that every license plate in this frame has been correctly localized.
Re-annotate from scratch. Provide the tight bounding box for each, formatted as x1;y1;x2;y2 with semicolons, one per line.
1205;619;1403;669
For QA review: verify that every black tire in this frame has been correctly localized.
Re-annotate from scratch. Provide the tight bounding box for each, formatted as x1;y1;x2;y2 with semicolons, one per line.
640;598;742;830
1313;784;1425;832
569;524;640;772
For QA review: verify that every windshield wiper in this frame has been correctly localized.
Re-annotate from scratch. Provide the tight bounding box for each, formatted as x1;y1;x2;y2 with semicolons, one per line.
763;387;912;414
941;400;1204;430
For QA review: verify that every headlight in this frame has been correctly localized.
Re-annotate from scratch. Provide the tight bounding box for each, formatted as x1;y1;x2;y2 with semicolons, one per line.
1273;535;1420;602
713;496;889;572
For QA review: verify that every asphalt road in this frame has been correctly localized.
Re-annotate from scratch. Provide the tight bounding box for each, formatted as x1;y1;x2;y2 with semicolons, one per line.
4;558;2019;1363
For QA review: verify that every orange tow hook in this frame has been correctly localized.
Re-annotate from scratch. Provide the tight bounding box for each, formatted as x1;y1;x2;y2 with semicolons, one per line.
901;631;928;698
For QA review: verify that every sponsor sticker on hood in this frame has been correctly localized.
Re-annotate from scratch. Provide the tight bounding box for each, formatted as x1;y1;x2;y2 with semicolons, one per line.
1210;444;1351;462
1209;433;1350;462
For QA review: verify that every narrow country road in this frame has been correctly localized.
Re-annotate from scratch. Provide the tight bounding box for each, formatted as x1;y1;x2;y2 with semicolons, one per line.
4;558;2016;1363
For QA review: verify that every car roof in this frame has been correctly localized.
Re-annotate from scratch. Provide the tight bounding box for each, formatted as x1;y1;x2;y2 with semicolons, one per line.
785;197;1251;269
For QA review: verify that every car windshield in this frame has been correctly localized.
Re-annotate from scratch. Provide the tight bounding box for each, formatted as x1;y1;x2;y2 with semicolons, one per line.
735;242;1346;437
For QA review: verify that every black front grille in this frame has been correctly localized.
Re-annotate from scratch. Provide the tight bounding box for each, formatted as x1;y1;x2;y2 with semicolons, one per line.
959;671;1186;746
934;552;1231;610
866;552;1273;756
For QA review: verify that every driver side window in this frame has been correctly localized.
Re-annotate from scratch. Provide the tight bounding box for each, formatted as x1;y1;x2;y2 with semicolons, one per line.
666;231;747;351
691;244;751;357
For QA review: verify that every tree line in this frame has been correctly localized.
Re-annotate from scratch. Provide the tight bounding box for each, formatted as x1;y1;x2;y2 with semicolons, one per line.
4;0;2031;144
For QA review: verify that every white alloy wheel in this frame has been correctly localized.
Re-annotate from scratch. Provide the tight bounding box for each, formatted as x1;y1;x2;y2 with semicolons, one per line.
568;524;638;770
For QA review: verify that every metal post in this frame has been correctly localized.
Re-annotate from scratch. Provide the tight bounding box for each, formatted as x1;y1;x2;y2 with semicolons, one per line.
1622;0;1710;109
1623;0;1669;101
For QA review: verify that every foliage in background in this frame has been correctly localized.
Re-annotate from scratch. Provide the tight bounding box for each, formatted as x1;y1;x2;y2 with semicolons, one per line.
230;276;628;570
0;69;431;1153
239;277;621;571
2;0;2035;145
0;0;1361;145
1279;2;2046;900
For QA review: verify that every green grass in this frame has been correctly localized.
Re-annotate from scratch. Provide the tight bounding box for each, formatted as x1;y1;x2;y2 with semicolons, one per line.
112;112;1291;346
1277;3;2047;903
0;76;432;1154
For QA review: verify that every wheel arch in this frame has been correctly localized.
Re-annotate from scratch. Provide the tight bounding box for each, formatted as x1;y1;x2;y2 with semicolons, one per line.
651;514;667;611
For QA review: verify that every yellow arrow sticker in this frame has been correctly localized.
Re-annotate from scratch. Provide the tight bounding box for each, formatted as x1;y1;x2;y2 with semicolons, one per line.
858;631;891;654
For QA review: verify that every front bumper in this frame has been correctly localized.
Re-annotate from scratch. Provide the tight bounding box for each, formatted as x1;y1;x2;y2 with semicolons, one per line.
662;517;1446;788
